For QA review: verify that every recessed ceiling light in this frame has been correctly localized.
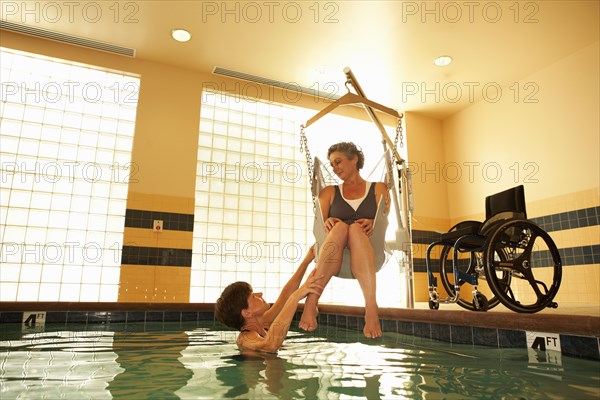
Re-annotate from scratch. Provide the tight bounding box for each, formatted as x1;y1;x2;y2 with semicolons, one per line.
172;29;191;42
433;55;452;66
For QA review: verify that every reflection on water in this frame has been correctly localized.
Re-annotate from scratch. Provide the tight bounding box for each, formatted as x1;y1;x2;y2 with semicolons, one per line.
176;328;600;400
0;329;123;399
1;323;599;399
176;330;322;399
109;328;193;398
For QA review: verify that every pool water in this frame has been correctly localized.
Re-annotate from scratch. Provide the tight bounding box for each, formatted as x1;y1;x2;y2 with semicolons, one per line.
1;322;598;399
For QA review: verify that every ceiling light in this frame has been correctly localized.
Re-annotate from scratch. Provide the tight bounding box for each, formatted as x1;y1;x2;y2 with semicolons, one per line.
433;55;452;66
171;29;191;42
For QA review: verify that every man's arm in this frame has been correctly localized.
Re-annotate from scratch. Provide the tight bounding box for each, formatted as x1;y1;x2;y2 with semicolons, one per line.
262;246;315;325
237;270;323;352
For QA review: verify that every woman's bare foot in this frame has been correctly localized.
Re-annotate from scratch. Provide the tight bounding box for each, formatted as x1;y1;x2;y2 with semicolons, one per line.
299;305;318;332
363;305;381;338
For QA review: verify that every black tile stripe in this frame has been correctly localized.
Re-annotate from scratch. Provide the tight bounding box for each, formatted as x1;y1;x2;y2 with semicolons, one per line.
0;311;214;327
559;245;600;267
125;209;194;232
413;207;599;242
414;245;600;273
121;246;192;267
412;230;442;244
530;206;599;233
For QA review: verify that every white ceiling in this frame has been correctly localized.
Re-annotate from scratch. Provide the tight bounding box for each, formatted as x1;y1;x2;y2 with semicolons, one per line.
2;0;599;119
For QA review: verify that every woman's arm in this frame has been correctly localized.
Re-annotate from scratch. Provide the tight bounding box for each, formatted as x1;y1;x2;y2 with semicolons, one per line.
355;182;390;237
262;247;315;325
320;186;342;232
375;182;390;214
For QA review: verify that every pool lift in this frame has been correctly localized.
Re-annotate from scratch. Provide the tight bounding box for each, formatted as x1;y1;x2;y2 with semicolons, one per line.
299;67;415;308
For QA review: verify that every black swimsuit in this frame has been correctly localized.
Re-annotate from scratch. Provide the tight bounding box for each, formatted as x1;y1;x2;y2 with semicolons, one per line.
241;328;267;337
329;182;378;224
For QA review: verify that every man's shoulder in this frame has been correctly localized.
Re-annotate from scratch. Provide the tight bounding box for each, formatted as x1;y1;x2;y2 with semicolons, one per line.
237;331;273;352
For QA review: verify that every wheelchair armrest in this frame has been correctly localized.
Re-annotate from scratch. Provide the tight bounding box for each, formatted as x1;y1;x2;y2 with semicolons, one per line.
440;221;482;244
480;212;526;235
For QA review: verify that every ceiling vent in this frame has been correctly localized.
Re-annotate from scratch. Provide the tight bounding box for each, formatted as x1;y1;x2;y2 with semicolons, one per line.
212;66;341;100
0;20;136;57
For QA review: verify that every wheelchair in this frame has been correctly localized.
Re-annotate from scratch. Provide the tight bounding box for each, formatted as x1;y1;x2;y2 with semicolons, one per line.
426;185;562;313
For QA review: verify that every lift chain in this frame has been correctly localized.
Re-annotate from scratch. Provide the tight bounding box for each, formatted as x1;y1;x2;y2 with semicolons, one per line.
299;125;313;178
299;125;316;207
395;116;404;149
392;115;404;164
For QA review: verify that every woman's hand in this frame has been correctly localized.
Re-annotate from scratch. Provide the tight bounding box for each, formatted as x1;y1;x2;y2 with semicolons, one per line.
324;217;342;233
355;218;375;237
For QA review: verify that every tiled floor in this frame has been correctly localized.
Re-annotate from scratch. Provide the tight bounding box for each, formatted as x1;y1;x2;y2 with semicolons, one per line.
411;301;600;317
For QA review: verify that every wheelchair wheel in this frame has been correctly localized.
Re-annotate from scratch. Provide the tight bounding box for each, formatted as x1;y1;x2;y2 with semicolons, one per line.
428;299;440;310
439;244;508;311
472;292;489;311
484;219;562;313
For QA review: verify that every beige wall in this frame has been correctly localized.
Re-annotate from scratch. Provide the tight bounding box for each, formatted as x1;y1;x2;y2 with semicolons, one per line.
405;112;449;229
442;41;599;219
404;113;451;302
132;65;203;197
360;42;600;232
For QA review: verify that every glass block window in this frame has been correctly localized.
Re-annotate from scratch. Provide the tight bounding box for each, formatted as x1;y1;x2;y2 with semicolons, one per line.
192;91;409;307
0;48;140;302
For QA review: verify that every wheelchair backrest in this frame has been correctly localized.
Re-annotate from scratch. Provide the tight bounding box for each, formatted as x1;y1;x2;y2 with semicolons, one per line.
480;185;527;235
485;185;526;220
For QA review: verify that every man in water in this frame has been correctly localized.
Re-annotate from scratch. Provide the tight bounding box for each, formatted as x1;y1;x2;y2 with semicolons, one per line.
215;247;323;352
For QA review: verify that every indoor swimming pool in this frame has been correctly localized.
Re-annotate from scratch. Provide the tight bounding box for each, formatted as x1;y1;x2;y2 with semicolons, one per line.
1;321;598;399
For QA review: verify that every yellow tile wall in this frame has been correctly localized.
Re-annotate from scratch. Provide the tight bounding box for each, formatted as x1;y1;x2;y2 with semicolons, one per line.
118;192;194;303
127;192;195;214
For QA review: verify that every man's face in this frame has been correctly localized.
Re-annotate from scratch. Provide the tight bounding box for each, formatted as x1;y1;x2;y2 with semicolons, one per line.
245;289;269;316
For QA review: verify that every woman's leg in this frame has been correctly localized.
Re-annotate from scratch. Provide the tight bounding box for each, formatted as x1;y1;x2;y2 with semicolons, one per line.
347;223;381;338
299;223;348;331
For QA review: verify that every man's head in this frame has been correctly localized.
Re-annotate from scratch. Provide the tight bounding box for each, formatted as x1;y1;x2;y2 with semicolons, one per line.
215;281;252;330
